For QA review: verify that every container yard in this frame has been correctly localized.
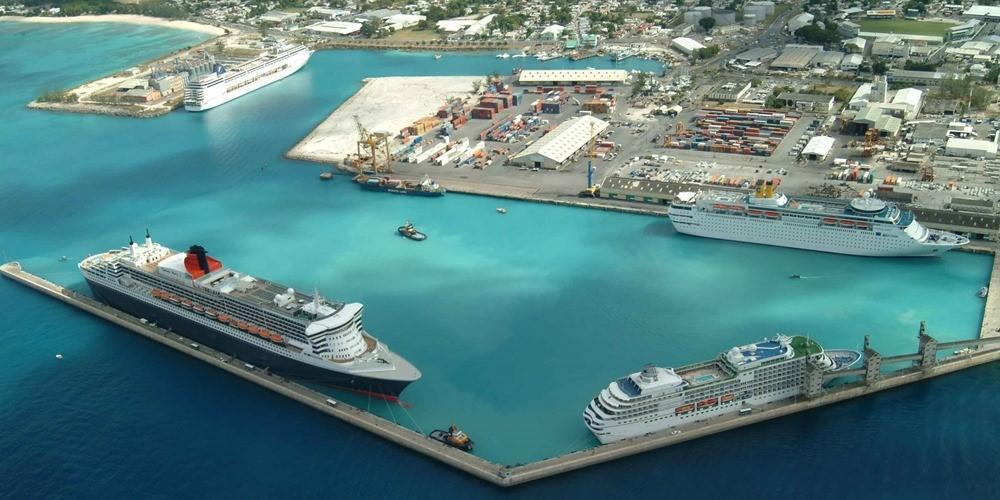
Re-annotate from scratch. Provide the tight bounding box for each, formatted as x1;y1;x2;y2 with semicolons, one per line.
664;108;801;157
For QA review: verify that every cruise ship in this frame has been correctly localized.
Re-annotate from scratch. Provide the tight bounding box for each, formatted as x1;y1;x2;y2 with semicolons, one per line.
184;43;312;111
583;335;845;444
667;181;968;257
79;232;420;395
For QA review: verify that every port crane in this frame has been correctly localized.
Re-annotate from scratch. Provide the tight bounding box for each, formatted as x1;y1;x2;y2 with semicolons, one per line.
353;115;391;174
580;121;601;198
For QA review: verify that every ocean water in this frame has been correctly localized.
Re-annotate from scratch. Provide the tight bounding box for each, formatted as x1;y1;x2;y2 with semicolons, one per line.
1;22;999;499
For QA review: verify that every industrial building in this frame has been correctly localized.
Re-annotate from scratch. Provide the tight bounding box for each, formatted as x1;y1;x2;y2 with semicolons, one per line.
841;53;863;71
770;45;822;69
872;36;910;57
510;115;609;170
887;70;961;85
842;37;867;53
787;12;814;33
671;37;707;55
775;92;835;113
708;81;752;102
945;138;998;159
801;136;835;161
734;47;778;63
307;21;363;35
810;51;844;68
963;5;1000;21
516;69;628;86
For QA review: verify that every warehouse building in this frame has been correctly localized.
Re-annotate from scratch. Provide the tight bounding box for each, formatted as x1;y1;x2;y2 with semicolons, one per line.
787;12;814;33
671;37;707;55
802;136;835;160
735;47;778;63
307;21;363;35
841;53;863;71
510;115;610;170
963;5;1000;21
516;69;629;86
770;45;822;69
945;137;998;159
887;69;961;85
708;81;752;102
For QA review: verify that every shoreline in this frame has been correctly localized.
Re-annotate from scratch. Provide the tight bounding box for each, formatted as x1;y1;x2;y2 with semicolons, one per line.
1;14;228;36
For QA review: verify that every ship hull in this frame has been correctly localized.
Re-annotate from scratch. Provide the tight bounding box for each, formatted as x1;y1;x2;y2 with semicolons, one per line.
185;49;312;112
84;279;411;396
668;210;957;257
360;184;445;196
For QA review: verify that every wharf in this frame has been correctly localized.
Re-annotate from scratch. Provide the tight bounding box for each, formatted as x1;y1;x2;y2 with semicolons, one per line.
3;260;999;487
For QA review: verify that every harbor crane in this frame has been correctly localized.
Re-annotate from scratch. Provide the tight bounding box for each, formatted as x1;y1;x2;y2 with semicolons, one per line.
353;115;391;174
580;121;601;198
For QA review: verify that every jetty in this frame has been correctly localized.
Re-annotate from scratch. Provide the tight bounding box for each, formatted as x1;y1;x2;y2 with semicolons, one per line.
3;260;999;488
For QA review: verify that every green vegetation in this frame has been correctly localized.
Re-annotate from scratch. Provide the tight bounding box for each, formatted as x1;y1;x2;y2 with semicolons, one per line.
20;0;186;18
938;77;993;111
489;9;525;34
37;90;78;103
872;61;888;75
631;72;650;96
857;18;953;37
795;21;841;45
903;60;938;71
693;44;720;60
698;16;716;33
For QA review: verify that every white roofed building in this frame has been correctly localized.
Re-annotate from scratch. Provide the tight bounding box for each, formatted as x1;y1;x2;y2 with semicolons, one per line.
307;21;364;35
788;12;814;33
671;37;707;55
511;116;610;170
802;136;835;161
946;138;998;159
540;24;565;40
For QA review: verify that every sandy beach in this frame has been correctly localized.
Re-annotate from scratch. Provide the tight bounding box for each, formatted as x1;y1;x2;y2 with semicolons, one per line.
2;15;229;36
287;76;481;165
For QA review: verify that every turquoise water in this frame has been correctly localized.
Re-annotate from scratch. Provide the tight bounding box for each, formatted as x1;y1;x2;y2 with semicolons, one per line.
2;22;999;498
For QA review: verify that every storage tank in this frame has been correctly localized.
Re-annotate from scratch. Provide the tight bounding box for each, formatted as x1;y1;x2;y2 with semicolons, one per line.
683;10;705;25
743;13;759;25
714;10;737;25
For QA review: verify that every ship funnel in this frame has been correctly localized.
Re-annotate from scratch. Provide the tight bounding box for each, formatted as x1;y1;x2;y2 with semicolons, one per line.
145;228;153;248
188;245;211;275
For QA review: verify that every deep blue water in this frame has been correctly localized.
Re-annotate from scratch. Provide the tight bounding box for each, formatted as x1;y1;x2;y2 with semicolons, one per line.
1;21;998;499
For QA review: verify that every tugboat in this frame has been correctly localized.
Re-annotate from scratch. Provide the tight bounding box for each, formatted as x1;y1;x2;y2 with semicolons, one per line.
398;221;427;241
429;424;474;452
355;174;446;196
789;274;802;279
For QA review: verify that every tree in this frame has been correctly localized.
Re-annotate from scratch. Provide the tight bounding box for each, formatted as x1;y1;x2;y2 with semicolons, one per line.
872;61;887;75
699;17;716;33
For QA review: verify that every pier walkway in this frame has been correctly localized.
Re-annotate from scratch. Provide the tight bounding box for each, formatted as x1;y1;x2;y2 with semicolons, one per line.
3;260;999;488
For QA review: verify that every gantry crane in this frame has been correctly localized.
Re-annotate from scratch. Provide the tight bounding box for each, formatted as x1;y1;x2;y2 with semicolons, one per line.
354;115;391;174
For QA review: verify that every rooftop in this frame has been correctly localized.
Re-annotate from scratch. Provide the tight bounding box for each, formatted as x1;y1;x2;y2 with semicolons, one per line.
517;69;629;84
512;115;610;164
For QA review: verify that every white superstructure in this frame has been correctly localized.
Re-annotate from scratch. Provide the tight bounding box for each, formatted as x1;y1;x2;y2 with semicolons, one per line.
583;335;836;444
667;182;968;257
184;43;312;112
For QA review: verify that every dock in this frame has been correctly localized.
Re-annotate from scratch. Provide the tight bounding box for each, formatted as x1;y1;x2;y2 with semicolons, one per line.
3;260;999;488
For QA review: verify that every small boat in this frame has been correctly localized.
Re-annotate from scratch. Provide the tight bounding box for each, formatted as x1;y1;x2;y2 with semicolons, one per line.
319;172;333;180
978;286;989;298
789;274;802;279
59;256;68;262
434;54;442;60
429;424;474;452
496;207;507;214
496;53;510;59
398;222;427;241
953;347;974;355
55;354;63;359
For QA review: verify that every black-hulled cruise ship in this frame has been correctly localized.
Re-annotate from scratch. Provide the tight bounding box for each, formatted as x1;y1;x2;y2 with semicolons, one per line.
79;232;420;395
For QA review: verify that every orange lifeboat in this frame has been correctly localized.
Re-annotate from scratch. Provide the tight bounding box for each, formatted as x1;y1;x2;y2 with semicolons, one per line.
674;404;695;415
821;218;837;225
696;397;719;409
236;322;249;331
855;222;868;229
193;304;205;314
764;211;780;218
217;314;230;322
269;333;284;343
747;209;762;216
721;394;735;403
180;299;193;309
259;329;272;339
840;220;855;227
247;325;260;335
205;309;218;319
167;296;181;305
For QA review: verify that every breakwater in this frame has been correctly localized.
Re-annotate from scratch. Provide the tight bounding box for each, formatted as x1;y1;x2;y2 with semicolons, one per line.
4;260;998;487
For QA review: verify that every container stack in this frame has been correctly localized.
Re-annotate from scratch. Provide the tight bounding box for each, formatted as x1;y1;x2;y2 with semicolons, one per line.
664;108;800;157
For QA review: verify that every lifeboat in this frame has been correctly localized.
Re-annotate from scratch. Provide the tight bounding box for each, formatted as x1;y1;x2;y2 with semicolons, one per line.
764;211;780;218
839;220;855;227
721;394;735;403
855;222;868;229
713;203;727;210
193;304;205;314
822;218;837;225
217;314;230;322
747;209;762;216
674;404;695;415
180;299;193;309
269;333;284;344
168;296;181;305
247;325;260;335
258;328;271;338
236;322;249;331
205;309;218;319
696;397;719;409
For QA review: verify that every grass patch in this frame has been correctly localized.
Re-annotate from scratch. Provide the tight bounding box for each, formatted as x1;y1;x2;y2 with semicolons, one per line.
385;28;444;42
858;18;953;37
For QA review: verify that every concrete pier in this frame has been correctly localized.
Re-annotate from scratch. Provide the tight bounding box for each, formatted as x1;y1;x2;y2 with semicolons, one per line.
3;260;999;488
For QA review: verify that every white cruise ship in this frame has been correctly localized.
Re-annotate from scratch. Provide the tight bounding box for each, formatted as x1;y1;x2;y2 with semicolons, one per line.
667;182;968;257
184;43;312;111
583;335;852;444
